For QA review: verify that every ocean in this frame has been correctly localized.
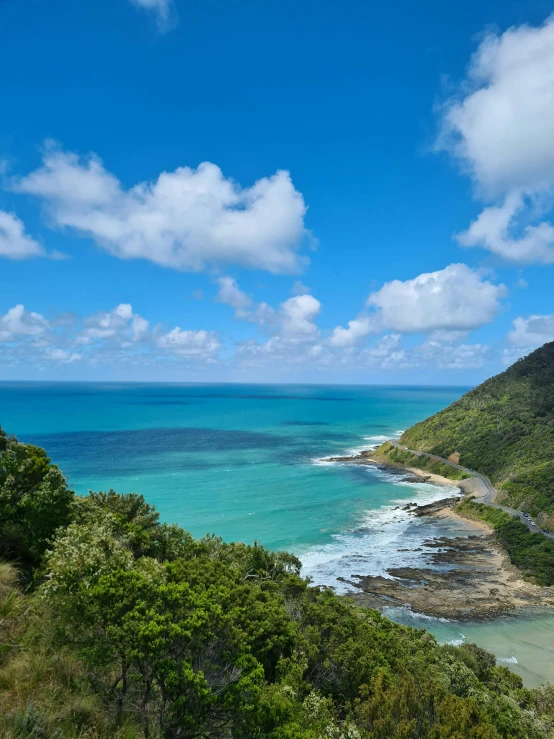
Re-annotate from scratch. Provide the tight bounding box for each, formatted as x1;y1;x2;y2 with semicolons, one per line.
1;381;553;687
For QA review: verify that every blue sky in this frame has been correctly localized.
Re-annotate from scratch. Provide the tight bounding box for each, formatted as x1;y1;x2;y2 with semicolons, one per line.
1;0;554;383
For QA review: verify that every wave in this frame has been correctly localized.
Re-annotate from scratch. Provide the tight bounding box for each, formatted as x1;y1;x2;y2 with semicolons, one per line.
445;638;465;646
498;656;519;664
301;430;465;593
299;477;462;594
382;605;455;625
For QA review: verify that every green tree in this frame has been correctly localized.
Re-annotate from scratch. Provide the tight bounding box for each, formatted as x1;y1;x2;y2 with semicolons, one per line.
0;428;73;571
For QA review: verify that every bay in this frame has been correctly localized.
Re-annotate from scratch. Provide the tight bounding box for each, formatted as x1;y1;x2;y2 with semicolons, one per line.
1;381;552;687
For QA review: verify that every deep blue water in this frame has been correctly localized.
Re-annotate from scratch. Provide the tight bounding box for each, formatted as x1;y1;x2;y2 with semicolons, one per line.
0;382;467;554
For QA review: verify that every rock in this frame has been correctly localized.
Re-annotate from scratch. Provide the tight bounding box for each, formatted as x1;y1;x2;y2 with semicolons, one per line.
344;534;554;621
412;497;460;516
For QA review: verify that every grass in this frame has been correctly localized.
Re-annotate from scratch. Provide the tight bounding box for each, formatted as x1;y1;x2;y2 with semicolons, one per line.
372;441;471;482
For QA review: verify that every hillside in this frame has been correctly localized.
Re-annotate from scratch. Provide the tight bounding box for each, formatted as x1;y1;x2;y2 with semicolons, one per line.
401;341;554;531
2;425;554;737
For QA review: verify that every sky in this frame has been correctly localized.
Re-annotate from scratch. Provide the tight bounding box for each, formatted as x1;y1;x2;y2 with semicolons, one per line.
1;0;554;384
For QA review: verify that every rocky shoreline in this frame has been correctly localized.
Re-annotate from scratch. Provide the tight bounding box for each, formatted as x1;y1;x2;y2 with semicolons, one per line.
324;449;462;488
324;449;554;620
344;497;554;620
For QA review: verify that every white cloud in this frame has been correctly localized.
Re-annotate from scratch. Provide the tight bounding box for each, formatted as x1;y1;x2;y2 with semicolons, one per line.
129;0;177;32
366;264;506;333
457;192;554;263
78;303;149;345
359;334;410;369
328;316;372;348
437;17;554;195
0;210;44;260
438;17;554;264
216;276;253;319
44;348;82;364
13;148;308;274
0;304;49;341
157;328;220;360
507;314;554;348
234;293;322;366
215;276;277;326
0;294;500;375
279;294;321;341
0;300;223;368
416;338;490;369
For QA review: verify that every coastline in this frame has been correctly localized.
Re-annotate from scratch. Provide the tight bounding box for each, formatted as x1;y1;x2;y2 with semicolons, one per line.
323;449;463;488
434;502;493;534
322;446;554;622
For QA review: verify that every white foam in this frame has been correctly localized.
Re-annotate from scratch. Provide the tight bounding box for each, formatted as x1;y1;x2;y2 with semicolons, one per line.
311;457;337;467
498;656;519;664
300;482;458;594
301;433;464;594
363;435;389;442
378;605;455;624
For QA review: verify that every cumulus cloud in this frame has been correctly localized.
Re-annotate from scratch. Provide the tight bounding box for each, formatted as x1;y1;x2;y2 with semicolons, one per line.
215;276;277;326
279;294;321;341
438;17;554;195
44;348;82;364
78;303;149;345
457;192;554;263
234;293;322;366
438;17;554;263
507;314;554;348
0;211;44;260
0;304;49;340
129;0;177;32
13;148;308;274
75;301;220;363
366;264;506;333
215;276;253;319
0;292;501;375
0;300;225;369
358;334;410;369
416;338;490;370
156;328;220;360
328;316;372;348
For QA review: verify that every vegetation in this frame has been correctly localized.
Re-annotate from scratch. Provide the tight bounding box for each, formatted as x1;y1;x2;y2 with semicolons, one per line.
2;426;554;737
400;341;554;531
372;441;470;481
457;500;554;586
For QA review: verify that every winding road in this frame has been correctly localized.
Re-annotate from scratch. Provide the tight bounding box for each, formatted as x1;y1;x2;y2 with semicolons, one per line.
389;440;554;541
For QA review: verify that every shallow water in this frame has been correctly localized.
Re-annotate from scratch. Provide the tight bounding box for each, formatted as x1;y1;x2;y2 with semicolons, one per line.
1;382;553;686
386;607;554;688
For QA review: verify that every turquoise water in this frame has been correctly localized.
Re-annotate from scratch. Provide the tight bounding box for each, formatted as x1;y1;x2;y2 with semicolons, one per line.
1;382;553;687
0;383;466;552
388;607;554;688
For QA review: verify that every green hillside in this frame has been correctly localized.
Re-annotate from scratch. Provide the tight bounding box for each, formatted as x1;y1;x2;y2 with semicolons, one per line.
2;426;554;737
401;341;554;531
